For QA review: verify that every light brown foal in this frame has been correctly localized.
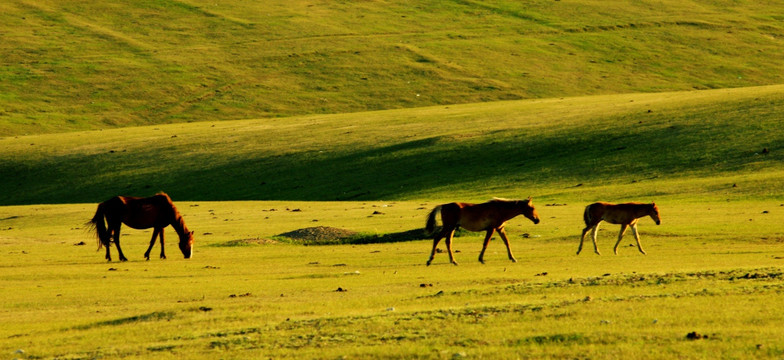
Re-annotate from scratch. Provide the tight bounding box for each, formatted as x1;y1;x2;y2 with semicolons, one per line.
577;202;660;255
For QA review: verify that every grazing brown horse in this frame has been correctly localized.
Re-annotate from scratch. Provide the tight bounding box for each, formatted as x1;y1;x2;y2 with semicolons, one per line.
425;197;540;265
577;202;660;255
88;193;194;261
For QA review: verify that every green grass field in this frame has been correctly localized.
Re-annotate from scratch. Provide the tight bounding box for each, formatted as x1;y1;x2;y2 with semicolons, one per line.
2;199;784;359
4;1;784;358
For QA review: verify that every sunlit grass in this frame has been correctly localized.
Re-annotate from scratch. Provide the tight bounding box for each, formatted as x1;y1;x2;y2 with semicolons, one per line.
2;200;784;358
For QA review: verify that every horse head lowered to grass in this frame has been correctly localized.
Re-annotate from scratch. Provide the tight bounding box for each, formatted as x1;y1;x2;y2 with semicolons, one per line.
88;192;194;262
424;197;540;265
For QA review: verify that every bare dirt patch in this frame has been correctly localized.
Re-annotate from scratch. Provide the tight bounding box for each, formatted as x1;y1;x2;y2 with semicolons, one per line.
277;226;359;245
276;226;428;245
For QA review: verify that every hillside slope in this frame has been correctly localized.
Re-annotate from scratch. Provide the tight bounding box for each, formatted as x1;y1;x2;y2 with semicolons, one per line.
2;0;784;135
2;86;783;205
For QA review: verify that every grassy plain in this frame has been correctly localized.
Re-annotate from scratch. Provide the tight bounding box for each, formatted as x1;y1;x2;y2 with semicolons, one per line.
2;199;784;359
2;0;784;135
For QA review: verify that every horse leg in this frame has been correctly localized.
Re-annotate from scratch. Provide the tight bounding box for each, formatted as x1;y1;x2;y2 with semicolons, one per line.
427;227;448;266
144;228;159;261
112;224;128;262
590;223;602;255
613;224;629;255
478;228;496;264
158;228;166;259
105;228;114;262
444;228;459;265
577;227;591;255
631;224;647;255
497;227;516;263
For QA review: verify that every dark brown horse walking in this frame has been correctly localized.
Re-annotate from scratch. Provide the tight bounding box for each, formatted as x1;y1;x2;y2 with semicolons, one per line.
577;202;660;255
88;193;194;261
425;197;540;265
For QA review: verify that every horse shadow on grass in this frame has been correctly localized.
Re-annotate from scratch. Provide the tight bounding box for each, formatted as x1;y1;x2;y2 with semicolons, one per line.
346;228;430;245
274;227;461;246
319;226;469;246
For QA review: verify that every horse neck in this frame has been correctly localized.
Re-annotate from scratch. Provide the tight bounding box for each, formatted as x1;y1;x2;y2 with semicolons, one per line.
502;201;529;220
170;211;189;238
633;204;652;218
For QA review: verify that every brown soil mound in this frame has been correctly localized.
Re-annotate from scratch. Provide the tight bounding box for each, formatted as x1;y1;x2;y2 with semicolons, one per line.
277;226;358;243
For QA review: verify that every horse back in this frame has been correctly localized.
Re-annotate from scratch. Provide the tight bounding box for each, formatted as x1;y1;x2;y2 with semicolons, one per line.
104;194;178;229
588;202;648;225
447;201;515;232
439;202;470;225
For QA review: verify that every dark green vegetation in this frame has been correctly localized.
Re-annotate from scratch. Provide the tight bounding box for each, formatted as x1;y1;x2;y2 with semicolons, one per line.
2;0;784;135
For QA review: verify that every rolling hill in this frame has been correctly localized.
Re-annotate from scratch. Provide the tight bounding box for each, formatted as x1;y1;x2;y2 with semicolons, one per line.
2;85;783;205
2;0;784;135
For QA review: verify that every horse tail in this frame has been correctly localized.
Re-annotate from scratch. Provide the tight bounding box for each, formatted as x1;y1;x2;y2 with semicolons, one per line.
583;203;593;226
88;203;111;251
425;205;442;235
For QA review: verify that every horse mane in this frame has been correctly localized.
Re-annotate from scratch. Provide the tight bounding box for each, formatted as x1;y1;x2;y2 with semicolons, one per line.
490;197;529;204
156;192;190;236
155;192;178;213
156;191;172;202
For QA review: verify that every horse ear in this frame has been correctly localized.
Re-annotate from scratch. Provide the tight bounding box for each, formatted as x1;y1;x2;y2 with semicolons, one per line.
527;196;533;202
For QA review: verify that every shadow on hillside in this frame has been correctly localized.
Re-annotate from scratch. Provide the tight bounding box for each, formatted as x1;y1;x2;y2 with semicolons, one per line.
169;102;778;202
3;98;783;205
